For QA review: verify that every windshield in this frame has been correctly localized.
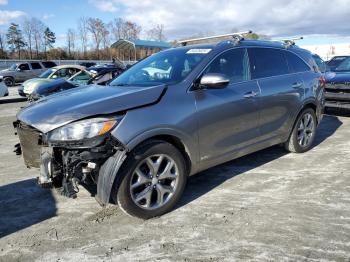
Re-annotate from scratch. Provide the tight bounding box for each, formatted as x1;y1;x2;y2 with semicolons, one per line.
110;48;210;87
39;68;56;78
334;57;350;72
312;55;328;73
9;64;17;70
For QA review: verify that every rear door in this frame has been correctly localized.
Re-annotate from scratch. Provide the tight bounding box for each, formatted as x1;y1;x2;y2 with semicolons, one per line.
195;48;261;163
30;62;43;77
248;47;304;141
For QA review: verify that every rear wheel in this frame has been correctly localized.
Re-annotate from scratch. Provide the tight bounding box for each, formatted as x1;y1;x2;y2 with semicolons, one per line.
3;77;14;87
285;108;317;153
113;140;187;219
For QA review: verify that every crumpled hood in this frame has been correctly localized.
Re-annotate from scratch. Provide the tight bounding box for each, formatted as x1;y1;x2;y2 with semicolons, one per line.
325;71;350;83
17;84;166;133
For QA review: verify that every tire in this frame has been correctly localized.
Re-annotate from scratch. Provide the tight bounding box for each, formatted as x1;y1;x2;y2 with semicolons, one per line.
285;108;317;153
3;77;14;87
112;140;187;219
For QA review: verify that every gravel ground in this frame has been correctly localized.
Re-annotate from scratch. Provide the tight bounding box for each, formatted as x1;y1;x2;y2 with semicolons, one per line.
0;102;349;261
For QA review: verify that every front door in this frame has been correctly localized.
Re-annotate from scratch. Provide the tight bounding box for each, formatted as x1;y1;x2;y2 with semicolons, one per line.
194;48;261;164
17;63;31;82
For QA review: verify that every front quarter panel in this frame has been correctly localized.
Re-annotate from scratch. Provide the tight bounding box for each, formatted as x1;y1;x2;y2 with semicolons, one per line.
110;83;199;174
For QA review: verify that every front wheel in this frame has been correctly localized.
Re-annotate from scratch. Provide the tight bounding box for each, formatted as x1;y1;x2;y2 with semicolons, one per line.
3;77;14;87
113;140;187;219
285;108;317;153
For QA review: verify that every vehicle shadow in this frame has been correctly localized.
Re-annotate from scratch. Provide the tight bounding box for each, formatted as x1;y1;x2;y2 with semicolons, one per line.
176;114;342;209
0;179;56;238
313;114;343;147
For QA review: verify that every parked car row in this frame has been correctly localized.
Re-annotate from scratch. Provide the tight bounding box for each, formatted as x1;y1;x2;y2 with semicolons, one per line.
14;34;325;219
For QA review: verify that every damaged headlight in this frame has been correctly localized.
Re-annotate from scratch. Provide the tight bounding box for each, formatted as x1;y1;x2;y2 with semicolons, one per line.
48;117;119;141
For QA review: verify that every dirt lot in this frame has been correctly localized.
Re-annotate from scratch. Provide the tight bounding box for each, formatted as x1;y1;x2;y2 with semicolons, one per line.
0;100;350;261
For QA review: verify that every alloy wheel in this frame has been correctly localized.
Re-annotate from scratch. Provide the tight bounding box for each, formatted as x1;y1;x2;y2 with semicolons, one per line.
297;113;315;147
130;154;179;210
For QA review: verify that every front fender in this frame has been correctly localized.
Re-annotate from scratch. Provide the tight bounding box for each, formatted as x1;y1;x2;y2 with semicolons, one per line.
121;127;198;175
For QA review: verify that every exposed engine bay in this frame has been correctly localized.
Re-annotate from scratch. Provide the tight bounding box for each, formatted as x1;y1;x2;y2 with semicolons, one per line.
14;120;126;203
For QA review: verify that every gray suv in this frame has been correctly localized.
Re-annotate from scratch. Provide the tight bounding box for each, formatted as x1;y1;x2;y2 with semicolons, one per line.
0;61;56;86
15;37;325;219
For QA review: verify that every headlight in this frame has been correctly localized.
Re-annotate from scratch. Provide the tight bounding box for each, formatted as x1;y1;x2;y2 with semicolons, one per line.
48;117;119;141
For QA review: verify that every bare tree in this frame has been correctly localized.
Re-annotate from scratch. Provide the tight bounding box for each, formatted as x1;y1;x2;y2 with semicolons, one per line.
110;18;141;41
31;18;46;59
78;17;89;58
147;24;166;41
122;21;141;40
87;17;107;59
66;28;76;58
22;18;35;59
110;18;124;41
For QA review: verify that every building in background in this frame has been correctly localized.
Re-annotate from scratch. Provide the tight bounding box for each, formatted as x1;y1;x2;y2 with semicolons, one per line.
111;39;172;62
300;43;350;61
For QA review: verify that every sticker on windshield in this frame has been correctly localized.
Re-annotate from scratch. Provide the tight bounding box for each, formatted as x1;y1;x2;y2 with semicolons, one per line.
186;49;212;54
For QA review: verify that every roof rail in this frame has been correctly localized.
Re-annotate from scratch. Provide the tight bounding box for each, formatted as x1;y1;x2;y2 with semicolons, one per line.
280;37;304;47
178;30;253;46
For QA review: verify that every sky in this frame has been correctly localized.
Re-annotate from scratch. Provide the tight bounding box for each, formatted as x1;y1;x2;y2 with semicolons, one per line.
1;0;350;47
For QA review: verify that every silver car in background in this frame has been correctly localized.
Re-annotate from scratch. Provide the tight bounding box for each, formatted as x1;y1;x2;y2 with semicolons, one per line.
0;61;56;87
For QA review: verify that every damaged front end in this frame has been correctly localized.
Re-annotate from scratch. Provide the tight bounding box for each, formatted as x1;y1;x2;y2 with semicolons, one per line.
14;117;127;204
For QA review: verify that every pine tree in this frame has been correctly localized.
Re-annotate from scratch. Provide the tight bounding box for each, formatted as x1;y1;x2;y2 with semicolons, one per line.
44;27;56;58
6;23;26;59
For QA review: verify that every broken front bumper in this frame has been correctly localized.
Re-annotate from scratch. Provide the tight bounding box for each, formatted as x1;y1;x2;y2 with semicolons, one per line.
15;120;127;203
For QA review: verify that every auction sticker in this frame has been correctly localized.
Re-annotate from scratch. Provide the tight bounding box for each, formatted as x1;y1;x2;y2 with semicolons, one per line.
186;49;212;54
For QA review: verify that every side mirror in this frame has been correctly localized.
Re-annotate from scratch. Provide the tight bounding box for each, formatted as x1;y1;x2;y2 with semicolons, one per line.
16;68;22;72
199;73;230;89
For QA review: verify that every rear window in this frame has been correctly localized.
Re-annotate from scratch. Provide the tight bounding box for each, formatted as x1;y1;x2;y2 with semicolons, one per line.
248;48;289;79
285;52;311;73
30;62;42;69
42;61;57;68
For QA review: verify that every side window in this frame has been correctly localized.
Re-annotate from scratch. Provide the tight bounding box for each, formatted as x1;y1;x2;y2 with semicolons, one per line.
42;61;57;68
30;62;42;70
18;64;30;71
53;68;80;78
204;48;250;83
71;71;91;82
248;48;289;79
285;52;311;73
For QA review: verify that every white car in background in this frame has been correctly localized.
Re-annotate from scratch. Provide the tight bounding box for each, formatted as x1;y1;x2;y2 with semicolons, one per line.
0;76;9;97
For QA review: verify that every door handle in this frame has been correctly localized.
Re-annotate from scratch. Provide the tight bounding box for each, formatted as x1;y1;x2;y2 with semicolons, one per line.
292;82;302;89
243;91;258;98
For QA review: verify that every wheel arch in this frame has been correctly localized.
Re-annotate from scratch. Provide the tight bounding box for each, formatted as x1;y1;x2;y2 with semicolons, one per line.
124;129;197;176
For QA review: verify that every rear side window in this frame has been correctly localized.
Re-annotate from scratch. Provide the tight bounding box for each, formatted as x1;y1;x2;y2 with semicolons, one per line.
204;48;250;83
285;52;311;73
248;48;289;79
30;62;42;69
42;61;57;68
